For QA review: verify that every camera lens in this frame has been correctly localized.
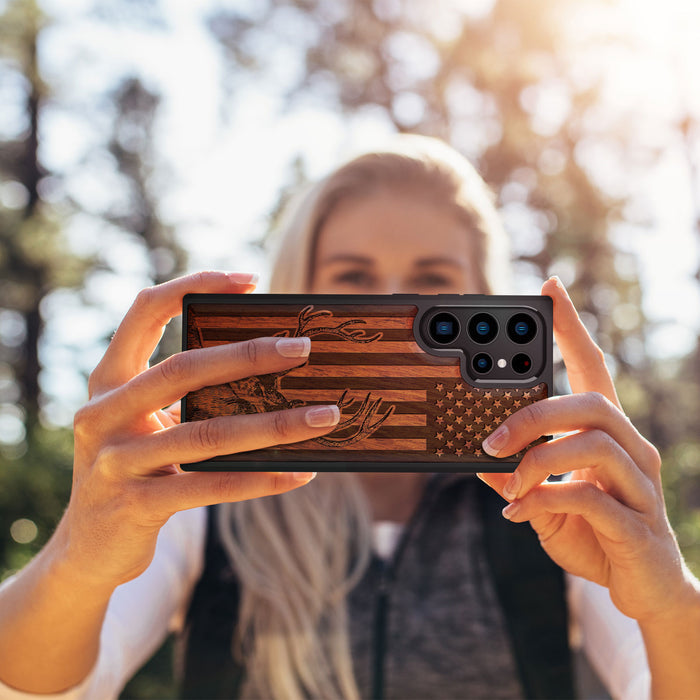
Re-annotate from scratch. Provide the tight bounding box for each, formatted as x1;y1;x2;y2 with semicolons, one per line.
468;313;498;344
507;313;537;344
472;352;493;374
429;312;460;344
512;353;532;374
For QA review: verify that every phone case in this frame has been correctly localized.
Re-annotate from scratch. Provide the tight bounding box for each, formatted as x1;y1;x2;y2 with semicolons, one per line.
181;294;552;472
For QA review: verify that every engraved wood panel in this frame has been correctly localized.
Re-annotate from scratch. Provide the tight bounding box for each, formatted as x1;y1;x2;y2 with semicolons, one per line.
185;303;547;463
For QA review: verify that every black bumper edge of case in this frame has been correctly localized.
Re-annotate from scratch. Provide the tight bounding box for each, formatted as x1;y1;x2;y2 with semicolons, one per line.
179;460;530;473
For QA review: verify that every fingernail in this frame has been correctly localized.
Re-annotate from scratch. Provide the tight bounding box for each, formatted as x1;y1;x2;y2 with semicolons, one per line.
227;272;259;285
549;275;569;296
482;426;509;456
476;472;486;482
502;501;520;520
293;472;316;483
276;337;311;358
503;471;521;500
305;405;340;428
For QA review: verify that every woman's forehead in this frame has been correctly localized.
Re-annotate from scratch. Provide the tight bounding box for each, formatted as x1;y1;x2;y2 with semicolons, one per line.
315;192;473;261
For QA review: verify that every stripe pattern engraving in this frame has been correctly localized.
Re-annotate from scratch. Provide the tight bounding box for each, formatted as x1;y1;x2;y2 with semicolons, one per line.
185;303;547;463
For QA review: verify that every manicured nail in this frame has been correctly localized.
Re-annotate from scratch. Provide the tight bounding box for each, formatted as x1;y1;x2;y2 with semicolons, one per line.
305;405;340;428
549;275;570;297
276;337;311;358
227;272;259;285
503;471;521;501
502;501;520;520
293;472;316;483
482;426;509;456
549;275;563;289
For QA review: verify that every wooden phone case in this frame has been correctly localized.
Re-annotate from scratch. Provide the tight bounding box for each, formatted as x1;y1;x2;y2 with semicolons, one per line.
181;294;552;472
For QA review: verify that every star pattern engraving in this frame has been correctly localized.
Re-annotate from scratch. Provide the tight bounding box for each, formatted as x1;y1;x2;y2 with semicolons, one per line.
430;381;547;459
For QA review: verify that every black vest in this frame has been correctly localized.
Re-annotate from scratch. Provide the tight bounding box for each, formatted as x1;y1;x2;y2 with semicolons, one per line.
176;479;574;699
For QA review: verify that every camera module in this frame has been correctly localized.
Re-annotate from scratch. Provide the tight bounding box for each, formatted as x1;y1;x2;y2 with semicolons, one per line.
472;352;493;374
428;312;460;345
507;313;537;344
512;353;532;374
468;312;498;344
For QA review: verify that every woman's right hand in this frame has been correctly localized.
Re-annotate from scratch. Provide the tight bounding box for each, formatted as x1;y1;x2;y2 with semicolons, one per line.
54;271;339;590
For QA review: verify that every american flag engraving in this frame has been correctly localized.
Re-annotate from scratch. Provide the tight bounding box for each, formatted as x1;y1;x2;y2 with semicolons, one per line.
185;303;548;464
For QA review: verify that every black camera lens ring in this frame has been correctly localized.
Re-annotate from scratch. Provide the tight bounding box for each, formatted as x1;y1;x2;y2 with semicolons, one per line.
472;352;493;374
468;312;498;344
507;313;538;344
428;311;460;345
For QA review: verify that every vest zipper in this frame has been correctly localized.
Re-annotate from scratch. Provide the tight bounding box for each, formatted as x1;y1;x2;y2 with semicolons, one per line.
371;559;390;700
369;476;443;700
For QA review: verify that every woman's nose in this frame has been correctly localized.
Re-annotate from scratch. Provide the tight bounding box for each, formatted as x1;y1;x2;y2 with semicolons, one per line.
373;277;404;295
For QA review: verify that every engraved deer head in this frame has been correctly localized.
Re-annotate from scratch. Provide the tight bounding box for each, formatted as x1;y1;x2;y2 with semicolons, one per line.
225;306;395;446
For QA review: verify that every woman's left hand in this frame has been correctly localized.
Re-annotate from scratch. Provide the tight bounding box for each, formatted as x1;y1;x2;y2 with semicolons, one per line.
478;276;696;625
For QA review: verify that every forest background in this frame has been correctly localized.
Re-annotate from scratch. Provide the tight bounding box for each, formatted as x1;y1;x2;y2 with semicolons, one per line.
1;0;700;697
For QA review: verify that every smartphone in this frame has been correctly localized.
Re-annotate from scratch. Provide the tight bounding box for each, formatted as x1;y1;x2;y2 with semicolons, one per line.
180;294;552;472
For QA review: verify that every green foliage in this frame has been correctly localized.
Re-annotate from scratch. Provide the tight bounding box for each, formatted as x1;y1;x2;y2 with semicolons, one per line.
0;423;73;582
663;440;700;579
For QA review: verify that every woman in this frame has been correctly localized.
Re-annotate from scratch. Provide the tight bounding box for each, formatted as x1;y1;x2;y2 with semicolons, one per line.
0;136;698;699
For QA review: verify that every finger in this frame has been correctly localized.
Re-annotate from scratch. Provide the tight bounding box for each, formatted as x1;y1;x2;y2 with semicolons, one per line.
497;430;655;513
481;392;659;477
501;480;641;546
90;271;258;394
149;470;317;517
162;402;181;426
476;471;511;500
100;404;341;477
542;276;621;408
110;337;312;421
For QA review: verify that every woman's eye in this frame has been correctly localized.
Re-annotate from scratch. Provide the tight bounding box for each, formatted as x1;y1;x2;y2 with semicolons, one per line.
412;273;453;289
333;270;375;287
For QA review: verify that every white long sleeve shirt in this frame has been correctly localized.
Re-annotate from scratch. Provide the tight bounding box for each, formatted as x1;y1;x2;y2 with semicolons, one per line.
0;507;650;699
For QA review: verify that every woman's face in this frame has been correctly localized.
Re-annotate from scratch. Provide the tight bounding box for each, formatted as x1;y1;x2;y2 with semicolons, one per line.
310;191;481;295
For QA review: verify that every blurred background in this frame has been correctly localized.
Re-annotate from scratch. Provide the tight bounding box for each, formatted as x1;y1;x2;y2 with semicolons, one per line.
1;0;699;696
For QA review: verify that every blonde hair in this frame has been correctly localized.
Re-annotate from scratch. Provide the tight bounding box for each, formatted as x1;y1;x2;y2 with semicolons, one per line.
269;134;510;295
217;475;372;700
216;135;510;700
